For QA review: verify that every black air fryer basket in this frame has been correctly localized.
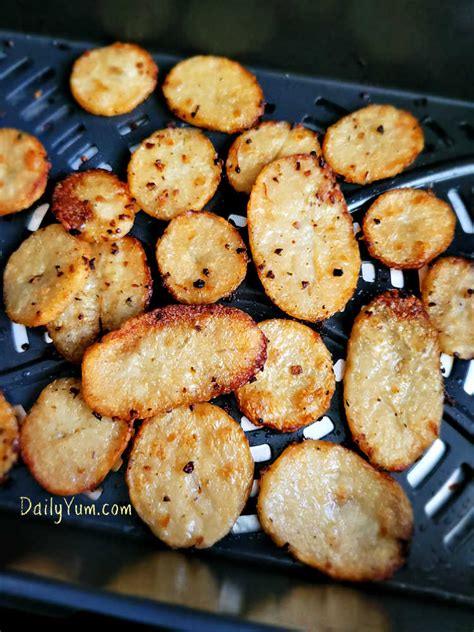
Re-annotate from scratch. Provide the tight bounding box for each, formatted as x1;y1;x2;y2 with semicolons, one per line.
0;8;473;631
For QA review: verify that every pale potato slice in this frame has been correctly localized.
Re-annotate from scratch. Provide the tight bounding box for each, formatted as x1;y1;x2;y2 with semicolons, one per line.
421;257;474;359
21;378;131;496
162;55;264;134
0;128;50;216
156;211;247;304
363;189;455;269
0;392;19;481
82;304;267;420
48;237;151;362
70;42;158;116
128;128;221;220
247;154;361;322
323;104;424;184
226;122;321;194
3;224;91;327
127;403;253;548
257;440;413;582
235;319;335;431
344;291;444;471
52;169;137;242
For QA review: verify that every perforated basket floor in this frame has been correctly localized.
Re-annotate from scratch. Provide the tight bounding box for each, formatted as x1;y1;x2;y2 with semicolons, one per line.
0;32;473;606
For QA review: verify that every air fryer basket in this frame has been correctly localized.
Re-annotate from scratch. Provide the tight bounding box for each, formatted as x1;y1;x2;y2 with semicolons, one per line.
0;31;473;616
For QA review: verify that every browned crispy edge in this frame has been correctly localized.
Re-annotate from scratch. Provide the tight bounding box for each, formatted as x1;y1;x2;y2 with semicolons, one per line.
82;304;267;420
322;104;424;185
0;391;20;481
70;42;158;117
257;440;413;581
344;290;442;471
0;129;50;216
362;189;455;269
162;56;265;134
156;210;248;304
20;379;132;496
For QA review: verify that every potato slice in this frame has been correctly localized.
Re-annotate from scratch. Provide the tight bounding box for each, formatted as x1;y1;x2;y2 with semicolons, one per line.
127;403;253;548
0;392;19;481
247;154;360;322
82;304;267;420
226;122;321;194
21;378;131;495
156;211;247;304
48;237;151;362
0;128;50;216
70;42;158;116
4;224;91;326
344;291;444;471
323;104;424;184
162;55;264;134
52;169;137;242
363;189;455;269
257;440;413;581
235;319;334;431
421;257;474;359
128;128;221;220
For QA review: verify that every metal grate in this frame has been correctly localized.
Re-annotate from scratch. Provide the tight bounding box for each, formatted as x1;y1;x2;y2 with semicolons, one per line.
0;32;472;605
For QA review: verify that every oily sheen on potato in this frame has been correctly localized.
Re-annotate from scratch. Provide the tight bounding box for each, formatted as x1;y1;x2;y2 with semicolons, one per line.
344;291;444;471
127;403;253;548
247;154;360;322
0;392;19;480
82;304;267;420
257;441;413;581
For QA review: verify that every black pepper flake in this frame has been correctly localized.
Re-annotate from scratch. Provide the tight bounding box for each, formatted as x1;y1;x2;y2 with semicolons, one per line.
183;461;194;474
191;105;200;118
266;270;275;279
248;375;257;384
126;297;133;305
296;161;301;171
69;228;81;236
163;495;170;502
78;313;84;320
292;221;300;229
145;142;155;149
310;150;317;157
236;247;246;254
129;409;138;418
92;412;102;420
111;243;119;255
257;417;264;424
107;229;113;235
272;176;279;183
467;289;474;296
21;343;30;351
245;138;252;144
69;387;80;397
202;268;210;277
376;125;384;134
333;268;343;277
428;301;437;306
274;248;283;255
194;324;202;331
235;166;241;173
89;258;96;270
118;214;129;220
301;281;309;289
146;182;156;190
193;279;205;288
224;243;230;250
373;218;381;224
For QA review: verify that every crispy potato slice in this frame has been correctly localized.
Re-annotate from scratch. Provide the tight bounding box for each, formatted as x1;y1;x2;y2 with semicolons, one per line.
247;154;360;322
127;403;253;548
257;440;413;582
156;211;247;304
128;128;221;220
0;128;50;216
226;122;321;194
162;55;264;134
363;189;455;269
235;319;334;431
3;224;91;326
421;257;474;359
323;104;424;184
0;392;19;481
52;169;137;242
70;42;158;116
82;304;267;420
48;237;151;362
344;291;444;471
21;378;131;495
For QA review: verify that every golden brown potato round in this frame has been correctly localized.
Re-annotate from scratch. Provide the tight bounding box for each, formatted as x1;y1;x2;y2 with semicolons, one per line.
3;224;91;327
235;319;335;431
21;378;131;496
163;55;264;134
247;154;360;322
156;211;248;304
0;392;19;481
226;122;321;194
128;128;221;220
421;257;474;359
51;169;137;242
344;291;444;471
82;304;267;420
362;189;455;269
70;42;158;116
323;104;424;184
257;440;413;582
48;237;151;362
127;403;253;548
0;128;50;216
